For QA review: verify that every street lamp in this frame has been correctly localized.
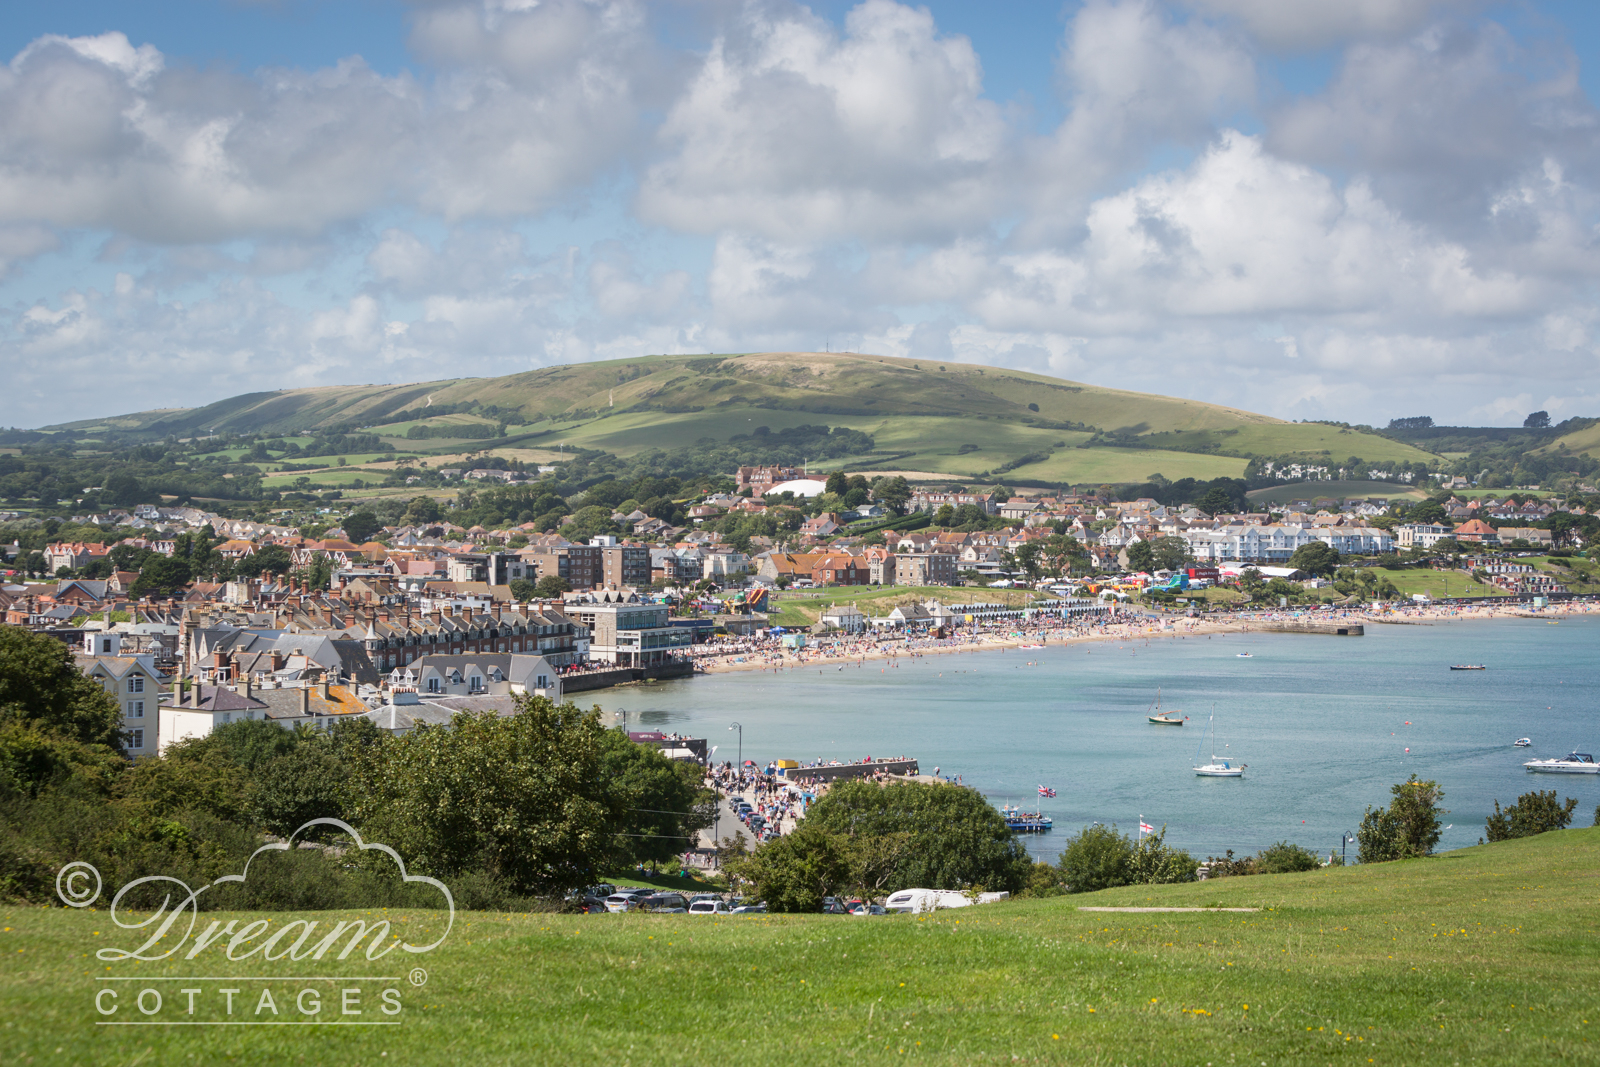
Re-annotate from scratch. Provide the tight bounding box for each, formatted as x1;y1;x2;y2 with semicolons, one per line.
729;721;742;769
1341;831;1355;866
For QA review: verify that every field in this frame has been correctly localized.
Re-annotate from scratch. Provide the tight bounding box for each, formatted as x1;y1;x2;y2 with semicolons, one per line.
40;353;1429;485
7;828;1600;1064
1368;568;1510;599
1246;480;1429;505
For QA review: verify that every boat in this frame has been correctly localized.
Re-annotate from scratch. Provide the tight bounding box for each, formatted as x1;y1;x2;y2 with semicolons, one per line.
999;803;1053;833
1194;712;1245;777
1146;688;1187;726
1236;652;1253;658
1449;665;1487;671
1513;738;1532;748
1524;752;1599;774
1019;643;1045;649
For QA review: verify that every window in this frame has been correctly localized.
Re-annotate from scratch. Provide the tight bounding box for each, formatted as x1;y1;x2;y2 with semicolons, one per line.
536;675;549;689
129;729;144;749
469;676;483;692
129;701;144;719
222;713;231;724
427;677;441;693
129;675;144;694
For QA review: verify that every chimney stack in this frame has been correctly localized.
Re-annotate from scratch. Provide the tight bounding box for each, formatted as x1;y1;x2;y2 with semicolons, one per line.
298;685;310;716
320;678;331;701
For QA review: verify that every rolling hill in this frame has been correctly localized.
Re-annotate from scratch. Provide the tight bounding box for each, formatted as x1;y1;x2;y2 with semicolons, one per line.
44;352;1441;485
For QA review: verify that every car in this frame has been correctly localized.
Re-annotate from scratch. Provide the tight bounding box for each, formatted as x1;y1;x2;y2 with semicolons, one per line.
637;892;689;912
820;900;850;915
688;900;731;915
849;904;888;916
729;903;767;914
688;893;722;904
603;893;642;912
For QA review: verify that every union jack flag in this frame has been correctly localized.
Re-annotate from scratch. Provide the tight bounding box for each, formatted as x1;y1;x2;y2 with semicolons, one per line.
1037;785;1057;798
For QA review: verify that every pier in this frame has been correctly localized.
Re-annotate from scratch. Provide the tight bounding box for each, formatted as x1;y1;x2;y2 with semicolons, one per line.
774;758;919;782
1246;621;1364;637
562;660;695;693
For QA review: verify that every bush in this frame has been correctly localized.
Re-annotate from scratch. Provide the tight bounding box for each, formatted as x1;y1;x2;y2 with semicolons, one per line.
1128;829;1199;884
1059;824;1133;892
1255;841;1322;874
1358;775;1446;863
1485;790;1578;841
1201;849;1255;878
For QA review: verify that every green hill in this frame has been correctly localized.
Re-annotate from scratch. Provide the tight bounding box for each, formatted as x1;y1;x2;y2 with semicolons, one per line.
43;352;1440;484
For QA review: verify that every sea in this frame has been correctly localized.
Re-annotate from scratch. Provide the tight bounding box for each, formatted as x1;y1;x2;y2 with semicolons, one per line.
585;615;1600;863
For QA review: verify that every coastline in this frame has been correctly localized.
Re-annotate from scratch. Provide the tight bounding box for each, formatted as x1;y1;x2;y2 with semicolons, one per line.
688;599;1600;676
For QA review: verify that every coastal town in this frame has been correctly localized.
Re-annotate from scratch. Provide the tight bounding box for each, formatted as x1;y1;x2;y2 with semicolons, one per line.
3;459;1596;766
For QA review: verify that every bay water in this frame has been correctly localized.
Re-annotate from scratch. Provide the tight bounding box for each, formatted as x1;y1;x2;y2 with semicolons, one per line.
587;616;1600;863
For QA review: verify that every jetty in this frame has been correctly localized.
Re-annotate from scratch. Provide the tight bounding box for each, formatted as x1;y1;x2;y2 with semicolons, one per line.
1245;620;1364;637
773;758;919;782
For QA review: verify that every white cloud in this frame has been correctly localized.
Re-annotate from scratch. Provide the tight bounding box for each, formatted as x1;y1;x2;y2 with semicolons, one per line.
637;0;1009;242
1182;0;1482;51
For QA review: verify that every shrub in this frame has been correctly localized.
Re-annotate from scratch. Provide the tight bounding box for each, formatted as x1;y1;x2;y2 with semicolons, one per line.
1255;841;1322;874
1058;824;1134;892
1485;790;1578;841
1201;849;1255;878
1128;828;1199;884
1358;775;1447;863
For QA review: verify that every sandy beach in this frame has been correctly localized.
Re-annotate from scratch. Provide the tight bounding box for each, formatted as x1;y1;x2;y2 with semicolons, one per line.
687;598;1600;676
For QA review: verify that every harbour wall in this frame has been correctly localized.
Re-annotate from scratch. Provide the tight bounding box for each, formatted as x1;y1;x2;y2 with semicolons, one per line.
1245;621;1364;636
563;661;696;693
777;758;919;783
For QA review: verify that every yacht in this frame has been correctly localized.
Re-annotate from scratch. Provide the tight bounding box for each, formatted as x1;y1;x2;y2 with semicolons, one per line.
1147;688;1186;725
1194;713;1245;777
1524;752;1599;774
1513;738;1532;748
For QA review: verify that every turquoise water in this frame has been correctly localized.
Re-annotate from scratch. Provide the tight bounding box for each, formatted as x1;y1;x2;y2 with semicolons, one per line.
588;616;1600;862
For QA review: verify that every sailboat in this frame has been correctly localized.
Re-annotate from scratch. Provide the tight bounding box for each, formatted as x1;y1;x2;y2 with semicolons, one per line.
1194;712;1245;777
1147;688;1187;725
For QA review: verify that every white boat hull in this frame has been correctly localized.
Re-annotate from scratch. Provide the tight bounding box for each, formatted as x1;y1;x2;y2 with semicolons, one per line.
1195;764;1244;777
1524;762;1599;774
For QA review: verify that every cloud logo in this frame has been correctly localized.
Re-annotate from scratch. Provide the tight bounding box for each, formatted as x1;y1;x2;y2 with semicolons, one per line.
62;818;454;963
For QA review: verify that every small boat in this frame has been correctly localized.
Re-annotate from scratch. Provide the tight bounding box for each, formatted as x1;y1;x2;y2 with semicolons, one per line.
1236;652;1253;658
1019;643;1045;649
1194;712;1245;778
999;803;1053;833
1513;738;1532;748
1524;752;1598;774
1450;665;1487;671
1146;688;1187;725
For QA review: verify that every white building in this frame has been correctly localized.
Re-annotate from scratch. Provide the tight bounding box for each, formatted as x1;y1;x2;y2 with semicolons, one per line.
78;632;166;757
1396;523;1452;549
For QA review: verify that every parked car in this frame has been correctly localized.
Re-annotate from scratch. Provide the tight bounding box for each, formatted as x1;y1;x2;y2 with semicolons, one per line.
850;904;888;916
820;900;850;915
604;894;642;913
688;893;722;904
729;903;767;914
638;892;689;912
688;900;731;915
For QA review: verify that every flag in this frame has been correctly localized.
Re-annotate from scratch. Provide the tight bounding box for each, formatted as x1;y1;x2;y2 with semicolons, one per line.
1139;821;1154;834
1037;785;1057;798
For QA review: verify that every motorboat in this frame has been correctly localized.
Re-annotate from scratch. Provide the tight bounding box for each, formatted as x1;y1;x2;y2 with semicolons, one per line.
1449;665;1487;671
1236;652;1253;658
1524;752;1599;774
1513;738;1532;748
998;804;1053;833
1194;713;1245;778
1147;688;1187;725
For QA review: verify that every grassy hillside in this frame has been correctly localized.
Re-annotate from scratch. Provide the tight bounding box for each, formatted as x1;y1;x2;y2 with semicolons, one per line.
7;829;1600;1064
1247;480;1430;505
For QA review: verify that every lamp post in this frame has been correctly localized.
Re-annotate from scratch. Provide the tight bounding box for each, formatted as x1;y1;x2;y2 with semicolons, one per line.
729;721;743;769
1341;831;1355;866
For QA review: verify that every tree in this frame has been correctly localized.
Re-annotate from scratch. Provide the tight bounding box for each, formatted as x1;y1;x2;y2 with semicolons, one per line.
598;728;713;867
1195;487;1235;516
1254;841;1321;873
1485;790;1578;841
1149;536;1190;572
343;510;381;543
1288;541;1340;577
1524;410;1551;429
350;696;624;895
509;578;537;603
0;626;126;752
252;745;348;838
404;495;443;526
933;504;955;527
1357;775;1446;862
1407;501;1447;525
251;543;293;576
1124;540;1154;572
732;822;851;913
1058;824;1134;892
533;575;572;600
801;780;1030;894
872;476;912;513
824;470;849;497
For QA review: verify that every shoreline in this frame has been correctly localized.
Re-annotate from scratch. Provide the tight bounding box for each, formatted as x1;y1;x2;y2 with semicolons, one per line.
686;600;1600;676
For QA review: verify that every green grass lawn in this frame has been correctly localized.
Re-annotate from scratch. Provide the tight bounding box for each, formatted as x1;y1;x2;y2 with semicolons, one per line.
1246;480;1428;505
1371;568;1510;598
766;586;1039;627
8;829;1600;1064
1005;446;1248;485
1154;424;1439;466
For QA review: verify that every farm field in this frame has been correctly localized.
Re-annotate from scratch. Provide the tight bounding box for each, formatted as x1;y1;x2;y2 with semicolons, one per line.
6;828;1599;1064
1007;446;1248;484
1246;480;1429;505
1154;424;1438;466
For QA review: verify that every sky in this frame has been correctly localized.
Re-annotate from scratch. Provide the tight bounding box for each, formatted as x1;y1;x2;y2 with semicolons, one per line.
3;0;1600;429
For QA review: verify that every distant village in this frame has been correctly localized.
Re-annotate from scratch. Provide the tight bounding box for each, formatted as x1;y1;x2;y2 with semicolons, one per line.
1;461;1591;764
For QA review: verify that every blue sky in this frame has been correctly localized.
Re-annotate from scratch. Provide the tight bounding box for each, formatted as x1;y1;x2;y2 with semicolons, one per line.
3;0;1599;428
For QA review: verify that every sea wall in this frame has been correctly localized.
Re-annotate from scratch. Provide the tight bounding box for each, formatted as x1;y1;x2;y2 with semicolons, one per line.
1246;621;1364;636
776;759;919;782
563;661;696;693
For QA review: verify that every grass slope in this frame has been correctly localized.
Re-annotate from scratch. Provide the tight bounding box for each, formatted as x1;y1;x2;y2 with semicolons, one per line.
7;829;1600;1064
41;353;1425;484
1247;480;1430;505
